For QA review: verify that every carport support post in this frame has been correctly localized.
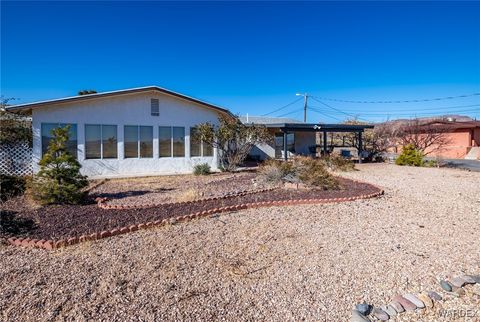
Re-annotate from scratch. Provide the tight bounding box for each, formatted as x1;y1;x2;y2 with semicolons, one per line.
283;131;288;161
358;131;363;164
323;131;328;156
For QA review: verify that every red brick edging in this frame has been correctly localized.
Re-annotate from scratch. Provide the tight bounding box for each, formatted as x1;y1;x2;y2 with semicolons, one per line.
96;187;278;210
5;187;384;251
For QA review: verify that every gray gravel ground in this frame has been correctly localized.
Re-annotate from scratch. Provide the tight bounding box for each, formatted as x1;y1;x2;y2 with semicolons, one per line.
1;164;479;321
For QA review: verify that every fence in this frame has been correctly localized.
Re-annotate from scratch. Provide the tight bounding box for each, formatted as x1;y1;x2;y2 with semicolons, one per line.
0;143;33;176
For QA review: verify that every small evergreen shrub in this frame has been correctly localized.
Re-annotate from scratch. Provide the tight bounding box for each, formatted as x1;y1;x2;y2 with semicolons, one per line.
395;144;424;167
28;125;88;205
0;174;27;201
193;163;211;176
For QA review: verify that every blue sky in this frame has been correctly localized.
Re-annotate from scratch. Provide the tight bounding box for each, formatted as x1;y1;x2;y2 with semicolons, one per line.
1;1;479;122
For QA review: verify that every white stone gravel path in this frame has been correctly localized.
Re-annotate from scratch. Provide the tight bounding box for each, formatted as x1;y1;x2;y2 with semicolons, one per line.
1;164;479;321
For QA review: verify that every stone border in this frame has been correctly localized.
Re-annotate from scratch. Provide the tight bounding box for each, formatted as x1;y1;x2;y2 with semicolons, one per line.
352;274;480;321
5;187;384;251
96;187;278;210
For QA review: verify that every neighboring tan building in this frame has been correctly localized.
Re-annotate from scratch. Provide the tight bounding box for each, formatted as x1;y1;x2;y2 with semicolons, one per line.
390;119;480;160
424;120;480;159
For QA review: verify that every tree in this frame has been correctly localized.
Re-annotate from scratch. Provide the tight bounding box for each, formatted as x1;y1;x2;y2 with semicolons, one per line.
78;90;97;95
194;114;272;171
28;125;88;204
0;96;32;146
392;119;451;155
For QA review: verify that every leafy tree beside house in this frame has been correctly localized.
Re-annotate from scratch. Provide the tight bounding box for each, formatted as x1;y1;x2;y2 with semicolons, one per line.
194;114;272;172
28;125;88;204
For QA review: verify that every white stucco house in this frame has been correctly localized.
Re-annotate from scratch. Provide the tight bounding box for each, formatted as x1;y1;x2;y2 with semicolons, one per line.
7;86;232;178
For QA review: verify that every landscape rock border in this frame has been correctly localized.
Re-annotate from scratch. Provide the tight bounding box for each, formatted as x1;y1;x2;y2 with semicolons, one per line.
96;187;278;210
351;274;480;321
5;184;384;251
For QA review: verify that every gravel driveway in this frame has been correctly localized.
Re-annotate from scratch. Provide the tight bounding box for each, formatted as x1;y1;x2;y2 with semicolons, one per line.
1;164;479;321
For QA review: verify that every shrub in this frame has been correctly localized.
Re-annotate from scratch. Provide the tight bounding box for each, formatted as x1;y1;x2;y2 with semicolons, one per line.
257;157;339;190
257;159;295;185
193;163;211;176
395;144;424;167
423;160;438;168
28;125;88;205
175;188;201;202
0;174;27;201
292;157;339;190
320;154;355;172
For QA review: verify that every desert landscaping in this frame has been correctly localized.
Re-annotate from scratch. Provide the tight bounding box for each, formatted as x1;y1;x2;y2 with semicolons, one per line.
1;164;479;321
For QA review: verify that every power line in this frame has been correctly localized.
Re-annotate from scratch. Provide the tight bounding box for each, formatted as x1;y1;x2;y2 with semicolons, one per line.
309;103;480;113
309;108;344;122
310;97;371;122
311;93;480;104
308;106;480;116
277;107;304;117
262;97;303;116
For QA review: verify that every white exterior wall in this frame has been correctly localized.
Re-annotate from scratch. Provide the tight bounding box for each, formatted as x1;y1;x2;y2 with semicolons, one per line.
32;91;221;178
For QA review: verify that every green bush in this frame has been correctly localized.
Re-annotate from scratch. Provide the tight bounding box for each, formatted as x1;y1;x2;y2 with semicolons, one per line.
0;174;27;201
28;125;88;205
320;154;355;172
193;163;211;176
423;160;438;168
395;144;424;167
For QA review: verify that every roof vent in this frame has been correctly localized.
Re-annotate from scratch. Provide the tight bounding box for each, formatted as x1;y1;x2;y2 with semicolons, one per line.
151;99;159;116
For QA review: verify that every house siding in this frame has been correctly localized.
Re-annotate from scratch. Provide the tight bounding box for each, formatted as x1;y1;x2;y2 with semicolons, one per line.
32;91;221;178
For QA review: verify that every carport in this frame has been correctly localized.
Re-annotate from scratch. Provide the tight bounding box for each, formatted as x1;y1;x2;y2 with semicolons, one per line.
263;123;375;163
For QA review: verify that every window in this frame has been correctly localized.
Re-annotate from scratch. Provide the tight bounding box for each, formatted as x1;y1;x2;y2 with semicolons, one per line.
159;126;172;157
190;127;201;157
124;126;139;158
190;127;213;157
124;125;153;158
85;125;101;159
274;133;295;159
140;126;153;158
41;123;77;158
151;98;159;116
102;125;118;158
172;127;185;157
85;125;117;159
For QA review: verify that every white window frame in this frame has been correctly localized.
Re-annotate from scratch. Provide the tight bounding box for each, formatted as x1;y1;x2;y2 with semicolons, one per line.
124;125;153;159
85;124;117;160
190;127;213;158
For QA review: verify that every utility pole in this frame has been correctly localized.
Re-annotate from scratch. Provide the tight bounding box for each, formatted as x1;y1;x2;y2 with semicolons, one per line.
296;93;309;122
303;93;308;122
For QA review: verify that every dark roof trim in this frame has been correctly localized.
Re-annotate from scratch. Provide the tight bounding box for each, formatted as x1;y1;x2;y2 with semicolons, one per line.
262;123;374;132
6;86;233;116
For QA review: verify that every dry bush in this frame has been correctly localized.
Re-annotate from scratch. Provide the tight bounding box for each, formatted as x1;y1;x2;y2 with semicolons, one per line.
292;156;339;190
175;188;202;202
320;154;355;172
257;159;295;185
257;157;339;190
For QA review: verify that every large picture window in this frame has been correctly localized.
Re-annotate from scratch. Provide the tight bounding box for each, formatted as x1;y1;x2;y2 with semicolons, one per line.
124;125;153;158
124;126;138;158
159;126;172;157
85;125;117;159
190;127;213;157
41;123;77;158
140;126;153;158
172;127;185;157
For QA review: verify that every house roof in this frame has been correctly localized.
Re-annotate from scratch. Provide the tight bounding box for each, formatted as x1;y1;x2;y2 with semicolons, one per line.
6;86;233;116
421;120;480;130
239;115;304;125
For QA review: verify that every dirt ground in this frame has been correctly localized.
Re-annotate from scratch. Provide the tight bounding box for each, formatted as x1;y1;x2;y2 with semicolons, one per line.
1;164;479;321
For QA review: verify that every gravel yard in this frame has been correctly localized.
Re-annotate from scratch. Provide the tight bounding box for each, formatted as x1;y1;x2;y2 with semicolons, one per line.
1;164;479;321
